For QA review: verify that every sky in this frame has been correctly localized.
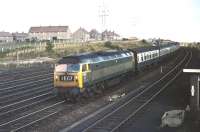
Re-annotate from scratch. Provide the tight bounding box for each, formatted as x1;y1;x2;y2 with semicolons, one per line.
0;0;199;42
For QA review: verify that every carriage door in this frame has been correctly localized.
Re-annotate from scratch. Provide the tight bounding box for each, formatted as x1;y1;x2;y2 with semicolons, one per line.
82;64;91;87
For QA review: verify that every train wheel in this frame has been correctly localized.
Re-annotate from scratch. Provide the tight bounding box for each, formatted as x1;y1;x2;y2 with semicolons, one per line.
95;83;105;95
83;89;90;99
53;88;64;99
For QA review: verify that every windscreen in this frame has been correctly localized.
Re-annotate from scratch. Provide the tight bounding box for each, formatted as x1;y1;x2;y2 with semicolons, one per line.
55;64;80;72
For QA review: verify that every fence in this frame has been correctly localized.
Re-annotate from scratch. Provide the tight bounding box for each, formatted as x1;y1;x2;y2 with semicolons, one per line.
0;40;100;52
0;57;56;70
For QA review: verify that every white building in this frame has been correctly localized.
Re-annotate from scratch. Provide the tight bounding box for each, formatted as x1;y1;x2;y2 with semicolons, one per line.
72;28;90;42
28;26;71;41
12;32;28;42
102;30;120;41
0;32;13;43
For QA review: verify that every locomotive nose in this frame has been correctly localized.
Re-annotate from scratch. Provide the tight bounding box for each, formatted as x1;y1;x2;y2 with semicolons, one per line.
54;72;79;88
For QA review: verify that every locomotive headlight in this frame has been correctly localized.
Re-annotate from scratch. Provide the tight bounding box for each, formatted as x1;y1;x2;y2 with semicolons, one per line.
55;75;59;80
75;76;78;82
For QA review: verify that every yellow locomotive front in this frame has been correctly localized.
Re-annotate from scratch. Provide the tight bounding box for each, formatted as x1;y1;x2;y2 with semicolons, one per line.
54;64;83;96
54;63;91;98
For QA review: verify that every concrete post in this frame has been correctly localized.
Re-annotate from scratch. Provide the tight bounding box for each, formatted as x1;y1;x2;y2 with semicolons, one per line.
190;75;200;111
183;69;200;120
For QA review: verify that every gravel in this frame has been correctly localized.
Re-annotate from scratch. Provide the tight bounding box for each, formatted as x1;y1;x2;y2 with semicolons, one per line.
119;48;200;132
25;49;185;132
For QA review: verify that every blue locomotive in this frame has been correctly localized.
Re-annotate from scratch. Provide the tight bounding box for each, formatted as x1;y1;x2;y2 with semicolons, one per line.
54;43;180;99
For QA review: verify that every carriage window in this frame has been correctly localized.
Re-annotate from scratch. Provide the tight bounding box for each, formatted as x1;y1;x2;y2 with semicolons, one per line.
82;64;87;72
87;64;91;70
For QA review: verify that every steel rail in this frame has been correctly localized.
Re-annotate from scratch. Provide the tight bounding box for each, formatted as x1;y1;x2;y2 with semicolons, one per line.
111;51;192;131
0;91;53;110
0;100;65;127
0;77;52;92
82;52;190;132
0;72;52;85
62;50;189;132
0;95;56;117
0;88;53;107
0;67;52;80
0;83;53;100
12;110;61;132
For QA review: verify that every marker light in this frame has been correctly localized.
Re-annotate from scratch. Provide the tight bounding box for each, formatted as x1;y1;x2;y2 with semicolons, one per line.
75;76;78;82
55;75;59;80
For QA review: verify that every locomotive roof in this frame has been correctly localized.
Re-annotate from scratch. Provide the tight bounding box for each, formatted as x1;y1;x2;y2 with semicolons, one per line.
58;50;132;64
130;46;158;53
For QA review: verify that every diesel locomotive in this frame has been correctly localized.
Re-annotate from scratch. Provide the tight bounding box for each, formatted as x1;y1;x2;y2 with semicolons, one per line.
54;43;180;100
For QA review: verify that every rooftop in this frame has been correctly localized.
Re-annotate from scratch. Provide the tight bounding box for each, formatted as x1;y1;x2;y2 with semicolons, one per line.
29;26;69;33
0;32;13;37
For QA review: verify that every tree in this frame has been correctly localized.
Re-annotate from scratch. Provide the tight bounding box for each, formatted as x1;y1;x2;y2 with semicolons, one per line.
141;39;147;44
45;41;54;52
104;41;112;48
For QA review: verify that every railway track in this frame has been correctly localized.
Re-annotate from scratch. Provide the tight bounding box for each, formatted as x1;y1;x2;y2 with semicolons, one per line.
0;87;53;107
0;76;52;91
0;92;53;113
0;100;66;132
0;84;66;132
0;65;53;76
0;67;53;100
0;66;60;131
0;83;53;106
63;50;192;132
0;49;187;132
0;73;52;88
0;65;68;132
0;66;53;82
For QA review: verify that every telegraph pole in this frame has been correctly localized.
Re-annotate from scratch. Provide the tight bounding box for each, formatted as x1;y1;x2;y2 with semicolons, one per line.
98;0;109;39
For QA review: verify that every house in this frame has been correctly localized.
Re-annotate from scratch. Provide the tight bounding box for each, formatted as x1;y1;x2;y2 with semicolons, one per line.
28;26;71;41
89;29;101;41
128;37;138;41
102;30;120;41
0;32;13;43
12;32;28;42
72;28;90;42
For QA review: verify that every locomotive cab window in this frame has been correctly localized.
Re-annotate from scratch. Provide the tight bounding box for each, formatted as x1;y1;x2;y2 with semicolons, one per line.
66;64;80;72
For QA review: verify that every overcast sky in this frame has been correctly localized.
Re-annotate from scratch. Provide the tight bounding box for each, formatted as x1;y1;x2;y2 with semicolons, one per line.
0;0;199;42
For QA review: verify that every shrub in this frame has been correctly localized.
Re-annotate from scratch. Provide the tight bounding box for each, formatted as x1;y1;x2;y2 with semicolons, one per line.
104;41;120;49
45;41;54;52
141;39;147;44
104;41;112;47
